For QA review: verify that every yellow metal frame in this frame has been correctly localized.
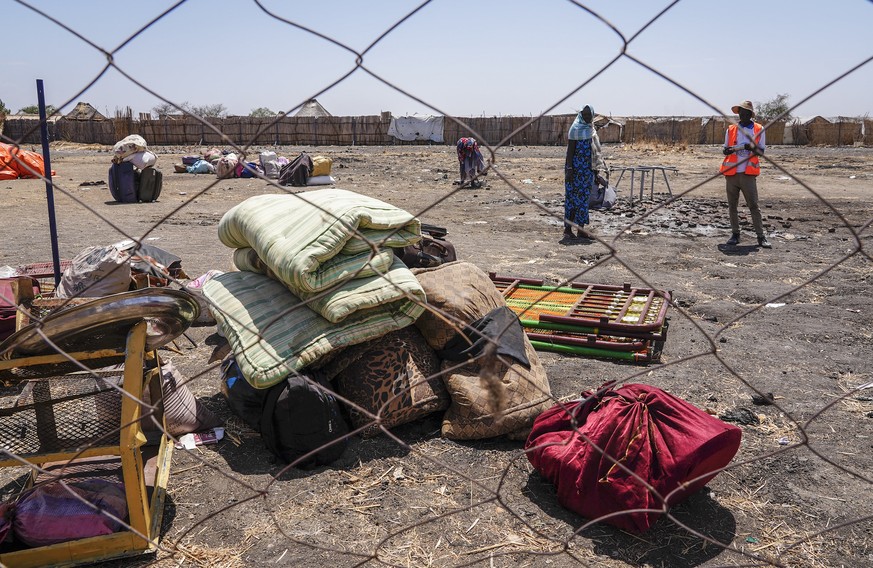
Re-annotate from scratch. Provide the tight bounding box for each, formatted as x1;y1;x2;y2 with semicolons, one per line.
0;321;173;567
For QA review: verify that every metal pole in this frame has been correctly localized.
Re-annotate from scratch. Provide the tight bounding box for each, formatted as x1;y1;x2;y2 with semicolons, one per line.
36;79;62;286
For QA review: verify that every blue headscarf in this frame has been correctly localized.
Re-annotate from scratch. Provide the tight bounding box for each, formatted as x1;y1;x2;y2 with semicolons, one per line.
568;105;595;141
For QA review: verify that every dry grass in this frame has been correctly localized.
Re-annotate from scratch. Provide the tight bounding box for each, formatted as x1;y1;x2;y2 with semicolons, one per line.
153;542;253;568
834;372;873;415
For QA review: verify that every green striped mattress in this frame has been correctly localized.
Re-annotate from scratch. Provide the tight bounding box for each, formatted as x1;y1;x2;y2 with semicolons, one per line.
203;270;426;389
218;188;421;300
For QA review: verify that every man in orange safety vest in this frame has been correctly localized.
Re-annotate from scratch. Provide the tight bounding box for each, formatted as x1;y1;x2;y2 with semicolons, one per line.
720;100;771;248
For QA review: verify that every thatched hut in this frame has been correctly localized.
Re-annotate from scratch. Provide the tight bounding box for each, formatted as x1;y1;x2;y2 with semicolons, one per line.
294;99;331;118
800;116;827;145
803;116;862;146
700;117;785;145
63;102;106;121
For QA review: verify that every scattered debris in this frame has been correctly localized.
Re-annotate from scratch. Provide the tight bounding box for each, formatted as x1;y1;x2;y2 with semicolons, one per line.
719;408;760;425
177;428;225;450
751;392;775;406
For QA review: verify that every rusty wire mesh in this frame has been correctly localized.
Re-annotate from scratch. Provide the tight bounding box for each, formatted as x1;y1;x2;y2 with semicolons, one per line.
1;1;872;567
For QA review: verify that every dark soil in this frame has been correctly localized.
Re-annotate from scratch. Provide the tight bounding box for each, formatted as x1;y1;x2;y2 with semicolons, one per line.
1;143;871;567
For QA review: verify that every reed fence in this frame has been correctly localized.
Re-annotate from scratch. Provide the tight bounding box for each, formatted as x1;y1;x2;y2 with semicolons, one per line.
1;113;867;147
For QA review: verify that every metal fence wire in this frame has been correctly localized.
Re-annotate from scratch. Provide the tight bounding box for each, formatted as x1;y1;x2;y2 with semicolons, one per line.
1;1;872;567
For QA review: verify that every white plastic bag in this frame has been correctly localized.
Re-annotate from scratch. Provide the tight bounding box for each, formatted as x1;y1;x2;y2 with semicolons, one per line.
124;150;157;169
259;151;280;179
55;243;132;298
589;184;617;210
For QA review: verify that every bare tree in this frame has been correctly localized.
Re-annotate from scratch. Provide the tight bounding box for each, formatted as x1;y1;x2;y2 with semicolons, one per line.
152;101;188;118
189;104;228;118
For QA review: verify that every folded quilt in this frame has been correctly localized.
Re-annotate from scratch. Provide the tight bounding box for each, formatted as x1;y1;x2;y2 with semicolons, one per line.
204;271;426;389
218;189;421;295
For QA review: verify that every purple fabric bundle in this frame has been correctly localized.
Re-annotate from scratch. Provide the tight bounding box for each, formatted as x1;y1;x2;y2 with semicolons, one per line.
13;479;127;547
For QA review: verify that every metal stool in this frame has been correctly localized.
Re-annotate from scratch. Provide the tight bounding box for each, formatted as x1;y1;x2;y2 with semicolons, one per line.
610;165;678;204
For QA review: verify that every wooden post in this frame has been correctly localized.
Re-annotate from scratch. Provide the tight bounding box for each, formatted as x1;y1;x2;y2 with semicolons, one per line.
120;321;151;543
11;276;35;331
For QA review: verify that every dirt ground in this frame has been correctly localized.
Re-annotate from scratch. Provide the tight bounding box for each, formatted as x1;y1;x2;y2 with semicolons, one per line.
1;142;872;567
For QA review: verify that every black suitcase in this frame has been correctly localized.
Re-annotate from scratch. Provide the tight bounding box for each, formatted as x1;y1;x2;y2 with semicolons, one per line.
137;166;163;202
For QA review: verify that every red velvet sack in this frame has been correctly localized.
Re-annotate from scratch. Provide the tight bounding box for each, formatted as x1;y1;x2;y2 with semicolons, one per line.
525;382;742;533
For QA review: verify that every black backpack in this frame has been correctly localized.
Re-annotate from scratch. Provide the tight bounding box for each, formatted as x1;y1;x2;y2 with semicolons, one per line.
221;358;267;431
223;359;348;468
260;374;349;469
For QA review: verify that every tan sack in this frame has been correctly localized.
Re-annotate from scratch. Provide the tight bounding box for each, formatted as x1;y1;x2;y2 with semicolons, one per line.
311;155;333;177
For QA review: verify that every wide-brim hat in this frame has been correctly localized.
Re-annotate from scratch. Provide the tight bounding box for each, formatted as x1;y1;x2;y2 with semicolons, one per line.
731;100;755;116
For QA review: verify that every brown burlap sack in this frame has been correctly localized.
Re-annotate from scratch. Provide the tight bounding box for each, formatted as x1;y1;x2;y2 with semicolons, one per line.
412;261;506;350
440;333;552;440
326;327;450;437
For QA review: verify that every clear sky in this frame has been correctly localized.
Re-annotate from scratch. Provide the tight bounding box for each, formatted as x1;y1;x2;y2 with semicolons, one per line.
2;0;871;120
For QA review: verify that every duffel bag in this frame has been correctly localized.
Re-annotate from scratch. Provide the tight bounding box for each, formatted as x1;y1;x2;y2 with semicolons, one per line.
395;234;457;268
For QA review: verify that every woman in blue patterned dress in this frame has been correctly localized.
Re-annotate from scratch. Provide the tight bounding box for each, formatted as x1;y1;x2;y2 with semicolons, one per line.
563;105;606;240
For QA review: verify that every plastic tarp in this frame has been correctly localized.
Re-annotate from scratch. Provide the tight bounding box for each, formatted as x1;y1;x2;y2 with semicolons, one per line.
0;143;54;180
388;115;444;142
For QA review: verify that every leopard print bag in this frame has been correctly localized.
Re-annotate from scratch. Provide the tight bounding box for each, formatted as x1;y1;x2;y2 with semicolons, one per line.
325;326;450;437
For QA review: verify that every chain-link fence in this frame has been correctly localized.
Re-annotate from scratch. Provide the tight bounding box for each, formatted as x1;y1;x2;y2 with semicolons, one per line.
1;1;872;567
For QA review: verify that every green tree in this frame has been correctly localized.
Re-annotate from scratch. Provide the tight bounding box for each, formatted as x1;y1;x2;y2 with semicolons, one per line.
0;99;10;116
249;107;276;118
755;94;792;122
17;104;58;115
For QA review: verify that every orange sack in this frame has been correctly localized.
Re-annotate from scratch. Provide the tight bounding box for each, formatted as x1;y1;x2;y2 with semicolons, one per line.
0;143;56;180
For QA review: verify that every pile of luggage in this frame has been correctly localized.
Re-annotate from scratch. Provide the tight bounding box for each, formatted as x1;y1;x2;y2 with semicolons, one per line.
108;135;162;203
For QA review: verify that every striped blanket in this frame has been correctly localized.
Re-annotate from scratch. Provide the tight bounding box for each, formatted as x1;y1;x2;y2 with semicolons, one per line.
218;190;423;322
204;270;426;389
207;189;428;388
